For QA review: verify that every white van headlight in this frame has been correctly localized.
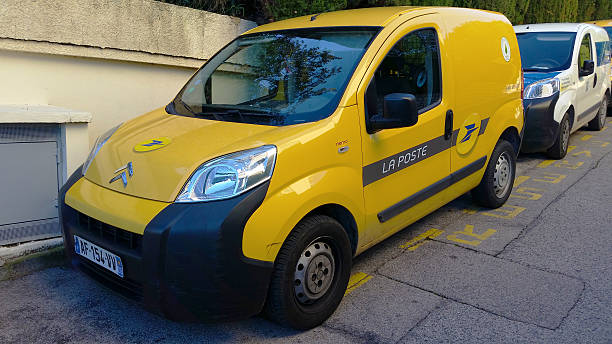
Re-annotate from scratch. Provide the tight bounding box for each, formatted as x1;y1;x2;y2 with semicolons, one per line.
524;78;560;99
176;145;277;203
82;124;122;175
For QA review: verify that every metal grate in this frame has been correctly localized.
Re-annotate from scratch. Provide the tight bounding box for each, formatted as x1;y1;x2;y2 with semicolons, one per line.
0;123;59;143
0;219;60;246
77;212;142;252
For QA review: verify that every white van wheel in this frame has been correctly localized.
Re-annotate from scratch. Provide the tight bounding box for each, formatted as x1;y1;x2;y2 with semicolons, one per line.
472;140;516;208
265;215;352;330
547;114;570;159
588;98;607;131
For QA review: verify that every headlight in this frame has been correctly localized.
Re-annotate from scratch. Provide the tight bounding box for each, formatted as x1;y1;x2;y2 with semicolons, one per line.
82;124;122;175
524;78;560;99
176;145;277;203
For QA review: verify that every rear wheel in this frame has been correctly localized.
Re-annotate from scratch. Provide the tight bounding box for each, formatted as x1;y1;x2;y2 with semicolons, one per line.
472;139;516;208
547;114;570;159
265;215;352;330
588;97;607;130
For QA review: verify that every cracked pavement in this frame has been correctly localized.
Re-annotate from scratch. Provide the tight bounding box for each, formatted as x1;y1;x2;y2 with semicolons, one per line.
1;123;612;343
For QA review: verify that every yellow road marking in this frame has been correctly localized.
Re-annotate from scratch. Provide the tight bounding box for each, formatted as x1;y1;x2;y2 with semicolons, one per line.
513;175;530;187
400;228;444;250
345;272;373;295
511;187;543;200
447;225;497;246
593;140;610;147
533;173;566;184
567;145;576;153
572;150;592;157
480;205;526;219
538;160;555;168
581;135;593;141
556;160;584;170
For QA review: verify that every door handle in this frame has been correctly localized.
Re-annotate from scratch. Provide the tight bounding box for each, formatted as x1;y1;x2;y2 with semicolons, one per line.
594;73;597;88
445;110;453;140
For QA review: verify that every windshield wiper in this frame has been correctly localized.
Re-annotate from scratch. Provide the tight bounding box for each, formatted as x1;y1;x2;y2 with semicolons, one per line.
198;104;279;118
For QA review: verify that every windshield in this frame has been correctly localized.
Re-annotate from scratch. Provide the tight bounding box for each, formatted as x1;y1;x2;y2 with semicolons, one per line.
605;27;612;39
516;32;577;72
169;27;380;126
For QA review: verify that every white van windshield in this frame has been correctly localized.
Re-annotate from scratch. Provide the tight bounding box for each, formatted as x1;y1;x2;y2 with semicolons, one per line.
169;27;380;126
516;32;577;72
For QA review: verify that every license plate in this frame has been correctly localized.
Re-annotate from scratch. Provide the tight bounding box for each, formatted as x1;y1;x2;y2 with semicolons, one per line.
74;235;124;278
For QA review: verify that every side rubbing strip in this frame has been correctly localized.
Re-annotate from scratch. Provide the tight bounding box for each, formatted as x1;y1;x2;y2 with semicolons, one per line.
363;135;450;186
451;117;490;147
377;156;487;223
478;118;490;135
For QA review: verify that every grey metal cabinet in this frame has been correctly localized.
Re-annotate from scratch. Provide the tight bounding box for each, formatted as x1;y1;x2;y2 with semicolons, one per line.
0;124;62;245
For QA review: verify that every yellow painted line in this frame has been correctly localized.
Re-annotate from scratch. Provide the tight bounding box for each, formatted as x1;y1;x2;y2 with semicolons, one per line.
567;145;576;153
345;272;373;296
514;175;530;187
572;150;592;157
537;160;555;168
593;140;609;147
581;135;593;141
400;228;444;249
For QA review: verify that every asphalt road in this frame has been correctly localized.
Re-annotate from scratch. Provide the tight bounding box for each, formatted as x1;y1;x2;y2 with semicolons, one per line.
2;121;612;343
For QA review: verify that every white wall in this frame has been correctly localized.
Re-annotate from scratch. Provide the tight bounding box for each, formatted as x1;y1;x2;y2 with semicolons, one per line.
0;49;196;142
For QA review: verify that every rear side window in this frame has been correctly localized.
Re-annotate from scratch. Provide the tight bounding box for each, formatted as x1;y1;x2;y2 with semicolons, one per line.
366;28;441;120
595;41;611;65
579;33;593;67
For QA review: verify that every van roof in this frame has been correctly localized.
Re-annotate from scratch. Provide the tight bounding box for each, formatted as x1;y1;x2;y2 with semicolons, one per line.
514;23;590;33
246;7;502;34
588;19;612;27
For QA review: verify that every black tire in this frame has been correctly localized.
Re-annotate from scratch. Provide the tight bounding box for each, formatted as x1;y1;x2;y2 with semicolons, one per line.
471;139;516;208
264;215;352;330
547;114;570;159
588;97;607;130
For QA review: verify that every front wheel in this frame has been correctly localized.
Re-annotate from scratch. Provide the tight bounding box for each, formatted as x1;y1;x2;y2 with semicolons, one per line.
588;97;607;131
471;139;516;208
547;114;570;159
265;215;352;330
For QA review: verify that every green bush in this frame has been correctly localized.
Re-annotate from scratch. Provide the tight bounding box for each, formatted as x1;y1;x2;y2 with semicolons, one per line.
262;0;348;21
157;0;611;24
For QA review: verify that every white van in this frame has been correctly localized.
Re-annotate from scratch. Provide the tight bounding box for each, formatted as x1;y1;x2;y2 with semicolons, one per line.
515;23;611;158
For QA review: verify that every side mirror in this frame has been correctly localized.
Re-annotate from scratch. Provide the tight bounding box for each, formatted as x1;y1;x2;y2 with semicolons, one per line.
368;93;418;133
579;60;594;77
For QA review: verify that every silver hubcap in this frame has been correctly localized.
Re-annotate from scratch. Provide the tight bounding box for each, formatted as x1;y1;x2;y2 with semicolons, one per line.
493;152;512;198
600;99;607;127
561;119;570;152
294;241;335;304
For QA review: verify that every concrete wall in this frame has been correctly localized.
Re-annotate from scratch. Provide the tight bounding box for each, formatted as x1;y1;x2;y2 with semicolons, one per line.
0;0;257;143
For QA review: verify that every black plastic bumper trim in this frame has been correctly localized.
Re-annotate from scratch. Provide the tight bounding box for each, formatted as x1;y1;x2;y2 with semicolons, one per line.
378;156;487;223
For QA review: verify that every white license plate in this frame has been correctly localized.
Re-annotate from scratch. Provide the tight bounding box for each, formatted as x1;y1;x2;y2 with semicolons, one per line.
74;235;124;278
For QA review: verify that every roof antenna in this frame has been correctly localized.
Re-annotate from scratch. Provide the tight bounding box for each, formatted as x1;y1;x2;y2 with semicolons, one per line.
311;13;322;21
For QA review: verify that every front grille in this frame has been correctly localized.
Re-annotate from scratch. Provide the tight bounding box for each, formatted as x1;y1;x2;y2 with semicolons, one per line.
77;212;142;252
78;258;144;301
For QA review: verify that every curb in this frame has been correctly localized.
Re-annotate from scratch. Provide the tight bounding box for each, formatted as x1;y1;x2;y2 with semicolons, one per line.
0;238;66;281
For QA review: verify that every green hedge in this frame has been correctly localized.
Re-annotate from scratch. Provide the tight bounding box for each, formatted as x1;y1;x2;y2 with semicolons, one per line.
158;0;611;24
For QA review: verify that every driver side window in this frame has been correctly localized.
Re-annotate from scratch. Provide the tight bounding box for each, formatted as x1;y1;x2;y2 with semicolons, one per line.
579;33;592;67
366;28;441;120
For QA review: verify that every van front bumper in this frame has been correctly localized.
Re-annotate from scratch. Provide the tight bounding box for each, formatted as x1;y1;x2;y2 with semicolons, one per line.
520;93;560;153
59;167;273;322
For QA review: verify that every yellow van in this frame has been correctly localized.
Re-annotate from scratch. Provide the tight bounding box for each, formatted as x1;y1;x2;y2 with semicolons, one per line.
588;19;612;106
59;7;523;329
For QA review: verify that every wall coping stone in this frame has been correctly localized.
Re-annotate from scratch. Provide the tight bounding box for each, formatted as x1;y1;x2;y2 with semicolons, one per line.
0;105;92;123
